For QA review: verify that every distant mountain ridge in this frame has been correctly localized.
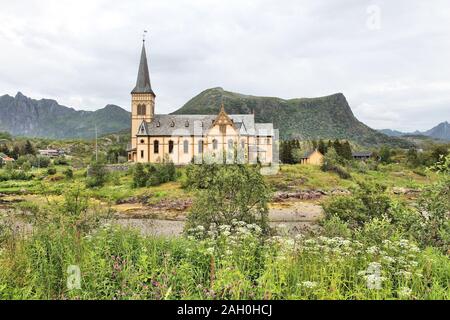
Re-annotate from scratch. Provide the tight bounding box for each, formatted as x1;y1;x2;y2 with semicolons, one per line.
173;87;411;147
380;121;450;141
0;92;131;139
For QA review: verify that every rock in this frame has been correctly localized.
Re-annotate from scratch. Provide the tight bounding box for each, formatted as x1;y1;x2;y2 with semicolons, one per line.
392;187;420;195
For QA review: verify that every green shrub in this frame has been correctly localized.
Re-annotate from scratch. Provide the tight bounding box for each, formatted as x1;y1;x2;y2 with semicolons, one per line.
64;168;74;179
132;161;177;188
185;164;271;233
323;181;392;227
47;167;57;175
86;161;108;188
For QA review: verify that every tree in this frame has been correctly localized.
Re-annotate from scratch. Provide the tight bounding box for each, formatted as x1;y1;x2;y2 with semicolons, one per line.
86;161;108;188
185;164;271;233
406;148;420;168
379;146;391;164
318;139;326;155
430;145;449;164
24;140;35;155
333;139;342;157
341;141;352;160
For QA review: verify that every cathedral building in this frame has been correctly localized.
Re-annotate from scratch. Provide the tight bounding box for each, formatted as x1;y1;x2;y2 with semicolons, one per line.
127;41;274;165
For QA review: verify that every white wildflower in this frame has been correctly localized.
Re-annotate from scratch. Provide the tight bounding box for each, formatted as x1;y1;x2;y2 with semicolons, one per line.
300;281;318;289
398;287;412;299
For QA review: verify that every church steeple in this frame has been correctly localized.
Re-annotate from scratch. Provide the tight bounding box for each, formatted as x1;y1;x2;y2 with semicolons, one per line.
131;41;155;95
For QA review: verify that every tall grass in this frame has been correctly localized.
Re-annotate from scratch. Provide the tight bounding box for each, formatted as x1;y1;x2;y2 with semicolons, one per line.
0;220;448;300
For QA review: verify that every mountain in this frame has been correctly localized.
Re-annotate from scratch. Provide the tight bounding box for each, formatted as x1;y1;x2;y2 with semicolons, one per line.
173;87;411;147
424;121;450;141
0;92;130;139
378;129;405;137
380;121;450;141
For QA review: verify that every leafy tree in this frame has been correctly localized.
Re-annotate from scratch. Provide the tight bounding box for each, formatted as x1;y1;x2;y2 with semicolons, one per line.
321;147;351;179
406;148;420;168
86;161;108;188
341;141;352;160
185;164;271;233
64;168;74;179
333;139;342;157
318;139;326;155
132;161;177;188
24;140;35;155
430;145;449;164
379;146;391;164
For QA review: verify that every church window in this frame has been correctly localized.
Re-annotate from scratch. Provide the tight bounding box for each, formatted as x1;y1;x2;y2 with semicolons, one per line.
212;139;218;150
170;120;175;127
140;150;144;159
183;140;189;154
137;104;146;116
228;139;234;149
198;140;204;154
185;120;189;127
154;140;159;154
140;139;145;144
169;140;174;154
241;140;245;149
266;138;271;144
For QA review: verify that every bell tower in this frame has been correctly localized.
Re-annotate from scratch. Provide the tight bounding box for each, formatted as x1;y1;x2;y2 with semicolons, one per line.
131;39;155;149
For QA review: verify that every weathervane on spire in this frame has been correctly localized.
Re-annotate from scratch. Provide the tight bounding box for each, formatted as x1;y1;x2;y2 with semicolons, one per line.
142;30;148;42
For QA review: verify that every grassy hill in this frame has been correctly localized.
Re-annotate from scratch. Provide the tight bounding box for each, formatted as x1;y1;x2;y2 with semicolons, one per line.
0;92;130;139
173;87;412;147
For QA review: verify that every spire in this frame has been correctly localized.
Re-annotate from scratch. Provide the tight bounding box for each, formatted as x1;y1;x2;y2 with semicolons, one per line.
131;41;155;95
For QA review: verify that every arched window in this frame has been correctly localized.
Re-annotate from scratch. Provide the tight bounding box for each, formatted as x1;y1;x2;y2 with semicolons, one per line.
228;139;234;149
198;140;204;154
183;140;189;154
137;104;146;116
154;140;159;154
212;139;218;150
168;140;174;154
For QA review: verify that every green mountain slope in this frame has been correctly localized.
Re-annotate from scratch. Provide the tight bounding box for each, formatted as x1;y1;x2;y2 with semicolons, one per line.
0;92;130;139
173;87;411;147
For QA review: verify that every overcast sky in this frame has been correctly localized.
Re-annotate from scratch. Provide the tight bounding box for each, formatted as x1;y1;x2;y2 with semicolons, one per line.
1;0;449;131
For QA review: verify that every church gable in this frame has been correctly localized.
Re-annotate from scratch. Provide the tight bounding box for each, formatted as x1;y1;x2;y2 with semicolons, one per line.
137;120;149;136
210;104;237;135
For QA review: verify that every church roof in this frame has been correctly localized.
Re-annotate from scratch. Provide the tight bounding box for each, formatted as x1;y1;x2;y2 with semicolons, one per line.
131;42;154;95
137;114;273;137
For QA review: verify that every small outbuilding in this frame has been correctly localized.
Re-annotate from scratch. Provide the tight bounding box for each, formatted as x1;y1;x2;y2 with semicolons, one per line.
0;153;15;165
352;151;373;161
299;149;324;165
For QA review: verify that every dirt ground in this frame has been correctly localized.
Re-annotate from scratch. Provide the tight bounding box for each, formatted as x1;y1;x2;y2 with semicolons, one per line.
113;200;324;237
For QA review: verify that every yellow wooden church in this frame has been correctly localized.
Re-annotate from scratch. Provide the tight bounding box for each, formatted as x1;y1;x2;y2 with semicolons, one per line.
127;41;274;165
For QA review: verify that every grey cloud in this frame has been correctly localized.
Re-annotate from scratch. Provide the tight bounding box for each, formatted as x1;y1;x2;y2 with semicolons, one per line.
0;0;449;132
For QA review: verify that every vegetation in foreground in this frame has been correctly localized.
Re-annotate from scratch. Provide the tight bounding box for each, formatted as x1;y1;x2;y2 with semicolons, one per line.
0;155;448;300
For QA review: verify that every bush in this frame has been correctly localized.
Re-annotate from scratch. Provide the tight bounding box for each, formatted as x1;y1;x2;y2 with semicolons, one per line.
323;181;392;227
53;156;69;166
86;161;108;188
64;168;74;179
132;161;177;188
0;170;33;182
47;167;57;175
321;147;351;179
185;164;271;233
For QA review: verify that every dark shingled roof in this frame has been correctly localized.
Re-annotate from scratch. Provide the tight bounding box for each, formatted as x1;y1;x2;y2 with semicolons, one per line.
131;42;154;95
352;151;372;157
136;114;274;137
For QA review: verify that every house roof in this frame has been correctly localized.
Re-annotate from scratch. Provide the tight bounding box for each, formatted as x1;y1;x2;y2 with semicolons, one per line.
352;151;372;157
300;149;323;159
136;114;274;137
131;42;154;95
